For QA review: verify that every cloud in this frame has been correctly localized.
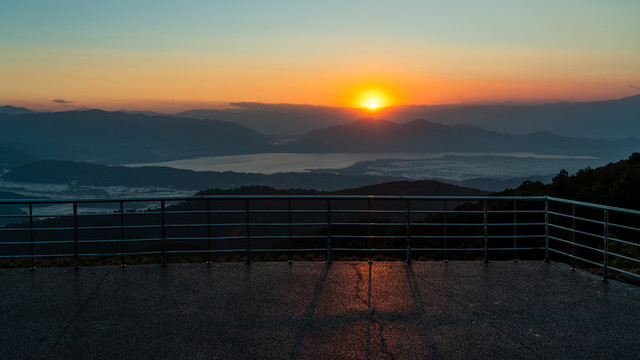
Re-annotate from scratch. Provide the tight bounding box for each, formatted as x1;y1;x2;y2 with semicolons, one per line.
629;84;640;91
52;99;75;104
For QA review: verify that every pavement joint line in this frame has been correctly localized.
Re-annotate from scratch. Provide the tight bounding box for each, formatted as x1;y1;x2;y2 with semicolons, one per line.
405;263;441;359
43;268;112;360
289;262;331;360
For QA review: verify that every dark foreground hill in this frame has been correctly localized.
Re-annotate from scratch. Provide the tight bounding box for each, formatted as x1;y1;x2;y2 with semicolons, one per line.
198;180;487;197
0;110;271;163
497;152;640;210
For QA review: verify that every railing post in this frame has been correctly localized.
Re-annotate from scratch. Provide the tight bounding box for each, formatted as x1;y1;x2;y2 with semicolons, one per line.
120;201;126;267
368;198;373;263
483;200;489;263
544;199;550;263
288;199;293;264
443;200;448;263
245;200;251;265
571;204;576;270
161;200;167;266
73;202;79;270
326;199;332;263
513;200;518;262
29;203;35;270
405;200;411;264
602;209;609;283
206;198;212;264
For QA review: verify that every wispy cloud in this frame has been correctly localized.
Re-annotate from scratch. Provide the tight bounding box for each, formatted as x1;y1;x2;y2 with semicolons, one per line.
628;84;640;91
52;99;75;104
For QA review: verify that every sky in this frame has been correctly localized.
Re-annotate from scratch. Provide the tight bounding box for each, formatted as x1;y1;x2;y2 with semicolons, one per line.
1;0;639;112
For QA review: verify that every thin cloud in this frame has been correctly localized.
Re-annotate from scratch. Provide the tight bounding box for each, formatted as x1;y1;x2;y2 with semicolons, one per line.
628;84;640;91
52;99;75;104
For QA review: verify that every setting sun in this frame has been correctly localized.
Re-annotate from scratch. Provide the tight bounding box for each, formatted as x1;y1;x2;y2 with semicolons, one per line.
367;100;379;110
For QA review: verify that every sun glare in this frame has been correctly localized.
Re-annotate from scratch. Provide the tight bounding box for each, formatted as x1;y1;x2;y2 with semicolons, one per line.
367;101;379;110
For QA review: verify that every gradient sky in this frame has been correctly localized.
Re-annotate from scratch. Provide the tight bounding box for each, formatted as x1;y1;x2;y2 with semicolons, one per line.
1;0;639;111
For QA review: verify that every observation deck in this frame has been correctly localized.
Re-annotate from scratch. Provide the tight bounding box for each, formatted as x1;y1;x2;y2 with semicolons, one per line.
1;195;639;359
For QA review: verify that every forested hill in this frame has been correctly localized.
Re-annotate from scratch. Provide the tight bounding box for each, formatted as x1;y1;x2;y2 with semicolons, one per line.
496;153;640;209
198;180;487;196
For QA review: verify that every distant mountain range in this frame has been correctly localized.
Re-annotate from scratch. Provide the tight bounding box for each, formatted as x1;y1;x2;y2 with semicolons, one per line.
281;118;640;158
386;94;640;138
0;110;271;163
166;95;640;137
4;94;639;138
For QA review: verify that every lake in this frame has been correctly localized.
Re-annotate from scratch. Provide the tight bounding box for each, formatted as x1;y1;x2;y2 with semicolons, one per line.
125;152;599;175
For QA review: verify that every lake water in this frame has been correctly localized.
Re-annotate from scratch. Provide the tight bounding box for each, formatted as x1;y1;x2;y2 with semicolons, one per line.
125;152;598;175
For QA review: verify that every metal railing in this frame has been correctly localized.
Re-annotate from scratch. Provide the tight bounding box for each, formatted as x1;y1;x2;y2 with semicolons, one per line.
0;195;639;281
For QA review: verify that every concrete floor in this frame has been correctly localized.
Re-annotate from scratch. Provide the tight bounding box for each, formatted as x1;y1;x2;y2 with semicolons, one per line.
2;261;640;360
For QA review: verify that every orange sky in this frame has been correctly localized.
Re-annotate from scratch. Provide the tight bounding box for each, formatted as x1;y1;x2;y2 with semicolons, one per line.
1;1;639;112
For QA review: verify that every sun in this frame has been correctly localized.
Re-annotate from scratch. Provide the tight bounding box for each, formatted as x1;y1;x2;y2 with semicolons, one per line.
364;98;380;110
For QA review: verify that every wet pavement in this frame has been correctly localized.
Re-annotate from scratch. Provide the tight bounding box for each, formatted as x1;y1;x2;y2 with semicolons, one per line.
2;261;640;359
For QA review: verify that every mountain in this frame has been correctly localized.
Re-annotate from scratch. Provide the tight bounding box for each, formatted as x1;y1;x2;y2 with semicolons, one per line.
197;180;486;196
282;118;640;158
0;105;34;115
2;160;406;191
386;94;640;138
0;146;37;169
173;103;362;135
0;110;272;163
169;95;640;138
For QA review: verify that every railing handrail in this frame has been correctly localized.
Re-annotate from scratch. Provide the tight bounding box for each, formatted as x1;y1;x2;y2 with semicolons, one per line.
546;196;640;216
0;195;549;204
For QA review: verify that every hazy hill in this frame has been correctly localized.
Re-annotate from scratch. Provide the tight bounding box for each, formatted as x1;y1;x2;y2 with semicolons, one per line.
0;110;272;163
173;103;361;136
2;160;405;191
282;118;640;157
0;105;34;115
386;94;640;138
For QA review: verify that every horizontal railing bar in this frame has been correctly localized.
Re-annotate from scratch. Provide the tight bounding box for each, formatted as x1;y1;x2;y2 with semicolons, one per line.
607;222;640;233
548;236;605;253
331;222;404;226
410;235;486;239
548;223;605;240
547;248;604;268
0;253;75;259
607;236;640;248
0;227;75;232
488;222;546;226
411;223;485;227
607;266;640;280
608;251;640;264
548;211;605;226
